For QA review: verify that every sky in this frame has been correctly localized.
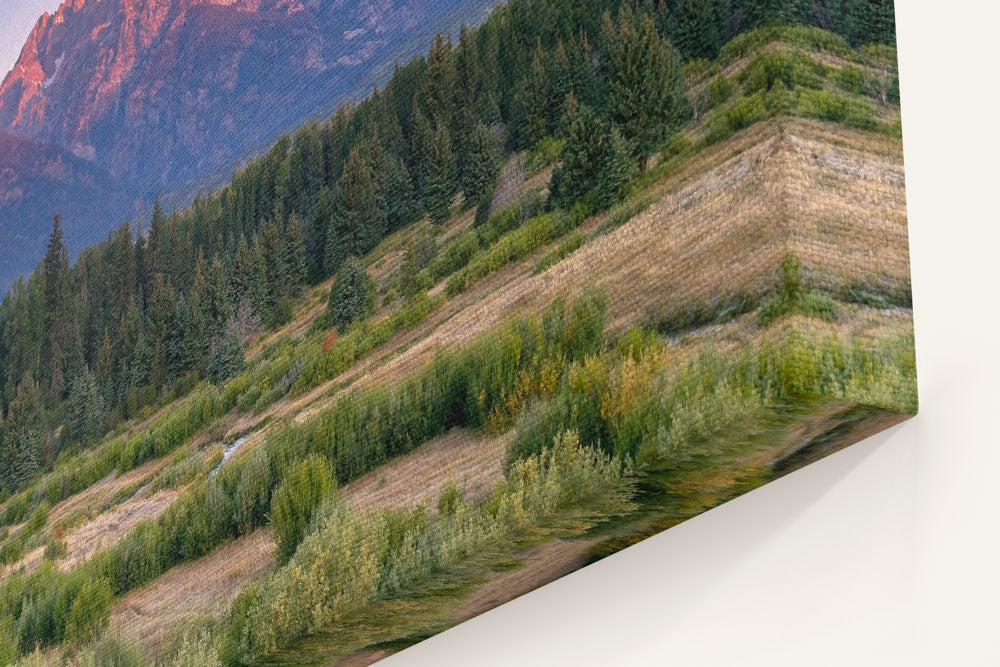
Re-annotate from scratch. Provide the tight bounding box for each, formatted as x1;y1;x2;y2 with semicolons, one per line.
0;0;63;78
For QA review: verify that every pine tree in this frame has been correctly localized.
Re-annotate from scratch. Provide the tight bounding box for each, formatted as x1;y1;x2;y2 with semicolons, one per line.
521;43;553;147
603;8;688;170
67;364;103;444
551;97;606;207
42;215;71;396
410;103;436;198
842;0;896;46
326;147;383;274
0;375;43;492
670;0;731;61
283;214;307;293
599;125;636;207
327;257;374;333
386;157;419;231
208;331;246;385
425;33;455;126
462;122;501;206
308;187;334;283
425;123;457;224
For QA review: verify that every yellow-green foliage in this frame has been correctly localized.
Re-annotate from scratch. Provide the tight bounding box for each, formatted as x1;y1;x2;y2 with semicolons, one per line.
719;25;851;66
228;430;626;660
509;324;917;468
271;455;334;563
446;206;590;296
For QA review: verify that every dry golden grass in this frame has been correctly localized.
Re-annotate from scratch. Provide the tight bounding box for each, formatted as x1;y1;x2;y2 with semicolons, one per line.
342;428;509;513
59;488;178;571
110;528;276;654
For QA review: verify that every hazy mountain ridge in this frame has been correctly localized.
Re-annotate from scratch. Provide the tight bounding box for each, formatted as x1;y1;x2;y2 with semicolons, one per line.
0;0;491;290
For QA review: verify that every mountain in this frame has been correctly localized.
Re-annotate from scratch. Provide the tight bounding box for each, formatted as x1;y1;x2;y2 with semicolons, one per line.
0;0;493;290
0;132;134;279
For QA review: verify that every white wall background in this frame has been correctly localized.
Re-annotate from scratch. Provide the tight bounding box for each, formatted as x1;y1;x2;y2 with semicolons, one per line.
385;1;1000;665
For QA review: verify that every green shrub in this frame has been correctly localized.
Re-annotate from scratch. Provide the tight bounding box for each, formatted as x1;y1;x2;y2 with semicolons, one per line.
534;231;585;274
719;25;850;66
271;455;334;563
65;578;112;643
704;93;769;144
758;256;839;326
437;483;463;517
738;52;825;94
796;89;880;132
72;631;147;667
707;75;736;107
228;430;626;661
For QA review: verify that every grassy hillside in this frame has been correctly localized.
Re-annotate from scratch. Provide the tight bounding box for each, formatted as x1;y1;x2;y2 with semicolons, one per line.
0;18;912;667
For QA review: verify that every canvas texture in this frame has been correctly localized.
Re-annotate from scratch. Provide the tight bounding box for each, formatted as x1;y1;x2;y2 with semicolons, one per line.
0;1;913;664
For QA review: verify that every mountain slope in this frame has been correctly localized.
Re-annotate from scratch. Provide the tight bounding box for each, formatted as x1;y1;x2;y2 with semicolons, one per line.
0;0;493;290
0;132;134;278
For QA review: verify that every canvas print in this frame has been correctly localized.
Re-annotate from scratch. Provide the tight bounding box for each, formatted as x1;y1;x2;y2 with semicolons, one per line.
0;0;913;664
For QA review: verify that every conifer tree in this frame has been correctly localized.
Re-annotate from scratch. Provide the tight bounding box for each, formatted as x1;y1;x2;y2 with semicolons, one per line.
308;187;334;283
463;122;501;206
208;331;246;385
551;97;606;207
67;365;103;444
327;257;374;333
0;376;42;492
42;215;71;396
521;43;553;147
603;8;688;170
326;147;383;274
283;214;307;293
425;123;457;224
409;103;435;199
670;0;731;60
599;125;636;207
425;33;455;126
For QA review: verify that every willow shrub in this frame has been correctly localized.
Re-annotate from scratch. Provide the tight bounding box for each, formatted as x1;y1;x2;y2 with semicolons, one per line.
508;329;918;468
226;430;627;661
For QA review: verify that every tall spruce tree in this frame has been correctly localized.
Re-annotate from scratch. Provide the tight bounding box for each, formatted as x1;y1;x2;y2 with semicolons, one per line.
425;123;458;224
0;375;42;492
327;257;374;333
603;8;688;170
463;122;502;205
42;215;71;396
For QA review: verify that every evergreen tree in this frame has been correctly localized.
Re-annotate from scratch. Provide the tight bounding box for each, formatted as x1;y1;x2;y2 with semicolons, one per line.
409;103;435;199
425;33;455;126
0;376;42;492
603;8;688;170
425;123;458;224
67;365;103;444
326;147;383;274
670;0;731;60
462;122;501;205
308;187;334;283
521;43;553;147
42;215;71;396
327;257;374;333
599;125;636;207
208;331;246;385
386;157;420;231
551;97;606;207
283;214;307;293
842;0;896;45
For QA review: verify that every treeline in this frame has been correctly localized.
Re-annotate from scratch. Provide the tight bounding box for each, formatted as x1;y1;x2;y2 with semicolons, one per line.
0;0;897;494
